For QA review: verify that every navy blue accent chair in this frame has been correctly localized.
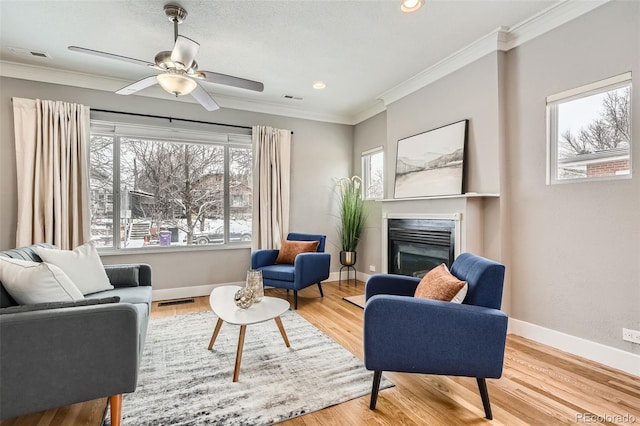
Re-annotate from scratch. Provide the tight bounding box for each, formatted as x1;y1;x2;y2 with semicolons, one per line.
363;253;508;419
251;233;330;310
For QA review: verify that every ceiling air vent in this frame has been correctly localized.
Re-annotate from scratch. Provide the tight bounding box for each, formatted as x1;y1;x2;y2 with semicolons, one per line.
8;47;52;58
282;94;303;101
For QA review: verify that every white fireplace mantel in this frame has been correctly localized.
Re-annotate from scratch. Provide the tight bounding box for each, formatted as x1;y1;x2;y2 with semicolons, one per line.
379;192;499;203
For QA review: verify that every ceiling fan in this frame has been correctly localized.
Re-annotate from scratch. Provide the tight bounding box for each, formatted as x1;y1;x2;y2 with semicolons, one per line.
68;4;264;111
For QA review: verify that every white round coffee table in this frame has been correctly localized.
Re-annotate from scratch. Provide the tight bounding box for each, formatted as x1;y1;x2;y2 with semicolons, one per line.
208;285;290;382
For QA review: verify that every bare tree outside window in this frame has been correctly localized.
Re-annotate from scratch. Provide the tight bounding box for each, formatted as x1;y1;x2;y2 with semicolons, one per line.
89;129;252;249
229;147;253;238
558;88;630;158
120;138;225;247
548;74;631;183
90;135;114;247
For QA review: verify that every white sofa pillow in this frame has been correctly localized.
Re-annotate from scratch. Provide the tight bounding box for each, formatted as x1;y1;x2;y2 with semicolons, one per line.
36;242;114;295
0;257;84;304
445;263;468;304
450;283;468;304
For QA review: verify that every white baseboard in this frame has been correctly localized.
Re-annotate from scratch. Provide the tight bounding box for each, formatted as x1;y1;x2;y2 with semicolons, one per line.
327;270;372;286
152;281;244;301
357;271;371;283
328;271;340;282
508;318;640;376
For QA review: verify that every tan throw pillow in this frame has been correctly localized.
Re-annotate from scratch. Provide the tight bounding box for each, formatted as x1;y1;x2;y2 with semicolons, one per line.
275;240;320;264
414;263;467;302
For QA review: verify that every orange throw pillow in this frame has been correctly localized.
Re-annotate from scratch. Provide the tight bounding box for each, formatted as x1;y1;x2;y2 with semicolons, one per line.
275;239;320;264
414;263;467;302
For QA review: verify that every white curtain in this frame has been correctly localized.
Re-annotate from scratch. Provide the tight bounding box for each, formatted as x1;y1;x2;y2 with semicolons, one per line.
252;125;291;250
12;97;91;250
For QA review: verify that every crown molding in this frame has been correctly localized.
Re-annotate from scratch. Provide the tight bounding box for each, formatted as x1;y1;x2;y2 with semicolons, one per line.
214;93;353;125
377;27;509;107
0;60;128;92
349;99;387;125
0;60;353;125
504;0;611;50
357;0;611;124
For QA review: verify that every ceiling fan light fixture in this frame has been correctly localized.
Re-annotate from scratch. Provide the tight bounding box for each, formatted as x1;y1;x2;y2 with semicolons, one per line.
401;0;424;12
156;72;197;96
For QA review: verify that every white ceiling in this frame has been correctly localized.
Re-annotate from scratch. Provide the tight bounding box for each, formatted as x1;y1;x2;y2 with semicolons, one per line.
1;0;574;124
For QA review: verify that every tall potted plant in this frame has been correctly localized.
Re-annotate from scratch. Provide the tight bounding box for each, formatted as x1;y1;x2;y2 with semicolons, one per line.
336;176;368;266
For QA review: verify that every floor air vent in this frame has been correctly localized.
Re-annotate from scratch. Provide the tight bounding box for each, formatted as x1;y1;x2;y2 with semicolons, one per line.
158;298;195;307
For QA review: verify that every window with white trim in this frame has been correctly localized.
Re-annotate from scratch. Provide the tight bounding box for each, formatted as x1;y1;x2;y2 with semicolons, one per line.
547;72;632;184
361;147;384;199
89;122;252;249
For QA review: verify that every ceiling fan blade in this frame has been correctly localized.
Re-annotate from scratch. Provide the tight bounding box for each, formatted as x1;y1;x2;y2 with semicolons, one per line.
196;71;264;92
190;82;220;111
170;35;199;69
68;46;155;68
116;76;159;95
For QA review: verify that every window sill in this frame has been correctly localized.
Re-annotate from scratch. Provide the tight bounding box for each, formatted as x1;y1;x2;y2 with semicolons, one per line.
98;243;251;256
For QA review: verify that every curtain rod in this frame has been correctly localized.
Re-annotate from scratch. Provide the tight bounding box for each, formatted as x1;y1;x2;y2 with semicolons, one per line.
90;108;293;134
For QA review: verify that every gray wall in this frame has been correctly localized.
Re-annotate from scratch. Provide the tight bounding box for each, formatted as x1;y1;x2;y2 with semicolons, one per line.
352;111;387;275
352;52;504;277
0;77;352;290
386;52;502;197
504;1;640;353
351;1;639;355
384;50;504;278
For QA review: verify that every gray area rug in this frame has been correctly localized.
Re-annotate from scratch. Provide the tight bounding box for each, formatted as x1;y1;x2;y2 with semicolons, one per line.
105;309;392;425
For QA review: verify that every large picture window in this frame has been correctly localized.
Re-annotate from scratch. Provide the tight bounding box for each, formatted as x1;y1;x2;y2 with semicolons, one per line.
90;122;252;250
547;72;632;184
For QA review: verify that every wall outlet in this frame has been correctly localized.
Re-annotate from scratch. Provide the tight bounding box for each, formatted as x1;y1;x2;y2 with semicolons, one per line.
369;265;376;272
622;328;640;344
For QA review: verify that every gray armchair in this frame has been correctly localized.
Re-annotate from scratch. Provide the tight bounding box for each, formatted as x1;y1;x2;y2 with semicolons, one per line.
0;244;152;426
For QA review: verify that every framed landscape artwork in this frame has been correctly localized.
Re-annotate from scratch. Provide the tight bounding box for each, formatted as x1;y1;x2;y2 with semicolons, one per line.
394;119;468;198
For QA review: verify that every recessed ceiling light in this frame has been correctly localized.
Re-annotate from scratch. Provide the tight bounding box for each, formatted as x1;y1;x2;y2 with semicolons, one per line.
401;0;424;13
313;81;326;90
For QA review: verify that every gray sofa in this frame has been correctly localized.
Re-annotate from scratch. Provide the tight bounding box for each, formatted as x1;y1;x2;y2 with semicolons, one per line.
0;244;152;425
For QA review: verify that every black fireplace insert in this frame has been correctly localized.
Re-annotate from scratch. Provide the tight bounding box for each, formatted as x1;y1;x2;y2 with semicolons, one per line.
387;218;455;278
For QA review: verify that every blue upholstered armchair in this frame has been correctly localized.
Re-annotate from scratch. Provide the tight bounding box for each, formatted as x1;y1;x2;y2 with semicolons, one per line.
251;233;330;309
363;253;508;419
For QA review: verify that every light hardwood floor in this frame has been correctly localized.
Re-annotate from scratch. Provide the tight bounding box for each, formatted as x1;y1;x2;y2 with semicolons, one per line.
2;281;639;425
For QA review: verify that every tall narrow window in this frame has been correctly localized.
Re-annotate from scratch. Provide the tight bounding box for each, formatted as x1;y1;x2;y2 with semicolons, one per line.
89;122;252;250
547;73;632;184
362;147;384;199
